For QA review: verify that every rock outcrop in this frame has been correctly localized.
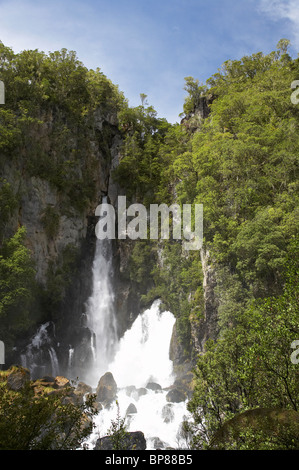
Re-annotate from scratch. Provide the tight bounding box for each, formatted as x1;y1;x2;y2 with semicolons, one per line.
126;403;137;414
94;431;147;450
96;372;117;404
166;388;186;403
6;366;30;391
146;382;162;391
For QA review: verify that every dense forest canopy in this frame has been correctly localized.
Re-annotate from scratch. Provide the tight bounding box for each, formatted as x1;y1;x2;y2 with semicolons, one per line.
0;39;298;449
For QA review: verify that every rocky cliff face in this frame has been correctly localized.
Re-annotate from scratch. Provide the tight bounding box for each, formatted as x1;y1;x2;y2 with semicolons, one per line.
2;103;147;379
196;248;219;351
2;108;121;284
1;107;126;372
2;92;219;391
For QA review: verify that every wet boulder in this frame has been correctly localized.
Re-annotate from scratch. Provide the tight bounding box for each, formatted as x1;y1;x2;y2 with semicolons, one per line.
162;403;175;423
146;382;162;392
53;376;70;389
166;388;185;403
94;431;146;450
151;437;166;449
76;381;92;395
96;372;117;403
126;403;137;414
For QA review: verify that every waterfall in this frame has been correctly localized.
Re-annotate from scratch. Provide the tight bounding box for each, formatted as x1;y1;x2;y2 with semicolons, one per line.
84;237;118;386
76;226;191;449
108;299;175;389
19;222;191;448
68;346;74;374
84;298;190;450
48;347;59;377
20;321;59;379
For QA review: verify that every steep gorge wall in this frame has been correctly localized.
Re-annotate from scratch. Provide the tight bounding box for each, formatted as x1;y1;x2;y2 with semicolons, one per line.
2;84;219;390
1;107;126;371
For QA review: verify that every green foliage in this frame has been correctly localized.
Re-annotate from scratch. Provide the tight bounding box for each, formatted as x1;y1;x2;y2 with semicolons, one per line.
0;179;18;236
0;41;126;213
186;239;299;449
172;43;299;449
0;227;37;352
182;76;207;116
128;240;157;293
0;108;21;151
0;374;98;450
41;205;60;239
106;401;129;450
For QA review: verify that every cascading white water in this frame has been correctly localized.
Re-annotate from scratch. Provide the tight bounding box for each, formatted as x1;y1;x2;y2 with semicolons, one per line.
85;298;190;450
74;205;191;449
84;237;118;387
108;299;175;389
68;346;74;375
48;346;59;377
20;321;60;379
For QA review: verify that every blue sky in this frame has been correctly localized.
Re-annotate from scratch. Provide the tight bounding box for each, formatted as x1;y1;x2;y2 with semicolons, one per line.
1;0;299;123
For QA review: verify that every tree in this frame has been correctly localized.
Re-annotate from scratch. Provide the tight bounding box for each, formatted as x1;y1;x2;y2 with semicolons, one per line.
0;369;98;450
106;401;129;450
140;93;148;107
0;227;37;353
186;239;299;449
183;76;207;115
277;38;291;55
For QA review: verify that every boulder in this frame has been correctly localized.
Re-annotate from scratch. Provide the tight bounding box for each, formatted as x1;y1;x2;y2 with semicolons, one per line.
94;431;146;450
40;375;55;383
76;381;92;395
137;387;147;397
53;376;70;389
96;372;117;403
166;388;185;403
152;437;166;449
162;403;175;423
126;403;137;414
125;385;137;397
146;382;162;392
6;366;30;391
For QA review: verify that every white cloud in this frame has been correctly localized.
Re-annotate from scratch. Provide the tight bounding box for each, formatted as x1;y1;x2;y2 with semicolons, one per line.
259;0;299;48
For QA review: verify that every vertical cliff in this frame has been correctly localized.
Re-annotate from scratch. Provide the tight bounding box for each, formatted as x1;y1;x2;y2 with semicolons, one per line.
0;44;131;371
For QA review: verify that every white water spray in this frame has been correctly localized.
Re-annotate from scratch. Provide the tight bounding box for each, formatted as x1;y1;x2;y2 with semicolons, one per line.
108;300;175;389
84;291;190;449
84;238;117;386
79;210;191;449
20;321;59;379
